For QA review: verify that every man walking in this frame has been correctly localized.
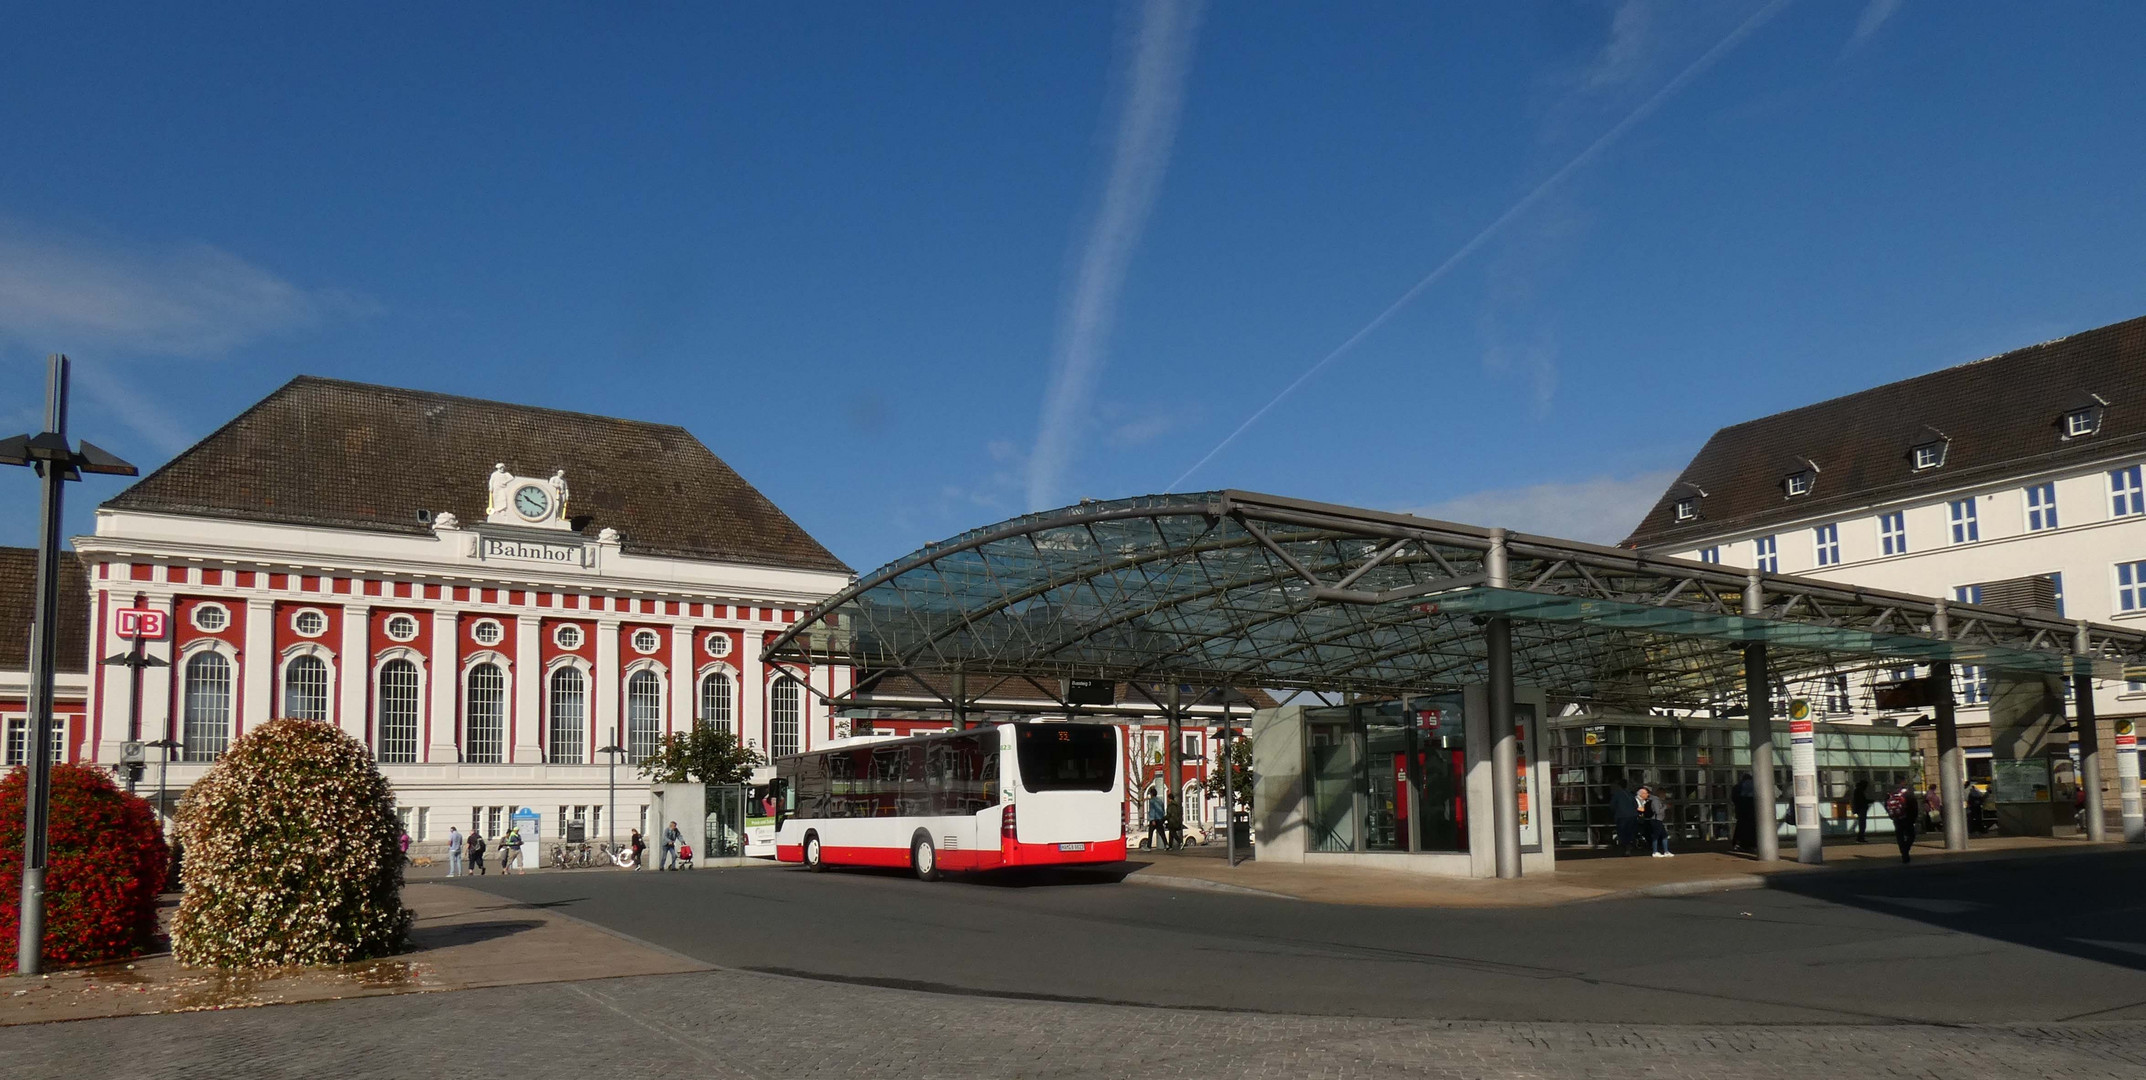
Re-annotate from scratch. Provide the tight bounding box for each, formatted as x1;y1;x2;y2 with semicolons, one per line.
1146;787;1166;850
1852;779;1871;843
447;826;464;877
1610;777;1640;856
1886;782;1919;863
502;824;523;874
662;820;683;871
467;830;488;876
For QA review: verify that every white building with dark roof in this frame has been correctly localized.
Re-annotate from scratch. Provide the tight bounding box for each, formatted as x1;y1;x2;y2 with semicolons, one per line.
1626;313;2146;816
69;376;855;855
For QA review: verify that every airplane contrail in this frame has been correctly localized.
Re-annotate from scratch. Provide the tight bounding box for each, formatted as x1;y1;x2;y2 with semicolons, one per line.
1027;0;1204;512
1166;0;1791;493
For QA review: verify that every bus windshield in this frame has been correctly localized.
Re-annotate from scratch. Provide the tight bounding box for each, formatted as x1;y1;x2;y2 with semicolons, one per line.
1014;724;1117;792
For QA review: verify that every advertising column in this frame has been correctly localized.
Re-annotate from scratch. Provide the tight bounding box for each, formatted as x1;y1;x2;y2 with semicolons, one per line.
1788;698;1822;864
2117;719;2143;843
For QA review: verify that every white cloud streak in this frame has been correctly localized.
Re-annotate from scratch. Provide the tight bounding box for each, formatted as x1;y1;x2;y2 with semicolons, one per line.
1165;0;1791;493
1845;0;1902;52
1026;0;1203;512
0;223;371;357
1405;469;1679;545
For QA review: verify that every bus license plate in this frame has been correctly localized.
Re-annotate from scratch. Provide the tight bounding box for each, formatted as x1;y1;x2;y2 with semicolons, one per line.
1057;842;1086;852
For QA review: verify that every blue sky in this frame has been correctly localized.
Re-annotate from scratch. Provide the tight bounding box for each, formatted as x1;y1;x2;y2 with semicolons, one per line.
4;1;2144;574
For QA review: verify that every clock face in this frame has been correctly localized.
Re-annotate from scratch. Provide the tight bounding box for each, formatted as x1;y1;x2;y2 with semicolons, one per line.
513;485;550;520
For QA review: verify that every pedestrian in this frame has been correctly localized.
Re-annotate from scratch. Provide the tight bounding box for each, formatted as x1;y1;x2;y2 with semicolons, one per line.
1634;785;1655;856
467;830;488;876
447;826;464;877
1967;783;1988;834
503;824;523;874
398;827;412;866
1166;792;1184;851
630;828;646;870
1886;782;1919;863
662;820;682;871
1647;788;1674;857
1610;777;1640;856
1852;779;1871;843
1145;787;1166;850
1731;773;1757;854
1924;785;1943;834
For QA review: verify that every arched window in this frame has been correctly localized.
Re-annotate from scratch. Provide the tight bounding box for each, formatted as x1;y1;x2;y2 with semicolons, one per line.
466;662;505;764
283;654;329;722
549;666;586;764
698;672;733;735
182;652;231;762
626;669;663;763
770;676;802;758
377;659;420;763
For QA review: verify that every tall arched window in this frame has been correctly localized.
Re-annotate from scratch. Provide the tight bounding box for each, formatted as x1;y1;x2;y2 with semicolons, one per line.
698;672;733;735
466;662;505;764
377;659;420;764
182;652;231;762
626;670;663;763
283;654;329;722
770;676;802;758
549;666;586;764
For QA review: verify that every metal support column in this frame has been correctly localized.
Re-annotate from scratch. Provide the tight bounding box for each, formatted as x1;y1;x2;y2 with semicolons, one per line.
2074;623;2106;842
1486;528;1521;880
1743;571;1779;863
950;670;967;731
1165;682;1182;849
1934;600;1967;851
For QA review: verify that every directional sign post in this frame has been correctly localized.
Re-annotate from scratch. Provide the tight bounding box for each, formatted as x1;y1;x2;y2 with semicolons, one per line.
1787;698;1823;864
102;599;169;796
2116;719;2143;844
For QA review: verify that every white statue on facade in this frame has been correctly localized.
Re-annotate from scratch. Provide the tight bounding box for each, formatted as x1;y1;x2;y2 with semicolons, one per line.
432;511;459;530
597;527;620;543
548;469;571;519
486;463;514;516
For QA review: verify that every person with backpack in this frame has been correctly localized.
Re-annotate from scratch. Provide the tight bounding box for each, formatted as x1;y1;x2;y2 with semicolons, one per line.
467;830;488;876
502;824;524;874
1646;788;1674;857
1146;787;1166;850
1886;782;1919;863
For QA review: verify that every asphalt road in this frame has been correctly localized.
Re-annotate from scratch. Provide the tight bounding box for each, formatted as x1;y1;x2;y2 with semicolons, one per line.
461;847;2146;1026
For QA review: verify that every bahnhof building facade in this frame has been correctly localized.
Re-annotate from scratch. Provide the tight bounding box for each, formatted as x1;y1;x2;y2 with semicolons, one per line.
14;376;858;854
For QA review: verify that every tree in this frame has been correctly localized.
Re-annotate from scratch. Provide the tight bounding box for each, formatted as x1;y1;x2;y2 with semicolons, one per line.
1200;734;1253;815
636;725;764;785
170;718;411;968
0;763;168;972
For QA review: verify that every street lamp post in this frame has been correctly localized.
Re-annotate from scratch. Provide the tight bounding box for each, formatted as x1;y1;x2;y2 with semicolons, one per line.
2;354;137;976
148;737;182;883
599;744;627;852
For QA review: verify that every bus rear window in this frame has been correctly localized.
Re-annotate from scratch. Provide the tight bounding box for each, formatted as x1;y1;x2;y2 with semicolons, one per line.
1015;725;1117;792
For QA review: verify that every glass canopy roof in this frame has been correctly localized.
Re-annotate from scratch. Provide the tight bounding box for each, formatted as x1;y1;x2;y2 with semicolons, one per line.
766;491;2146;708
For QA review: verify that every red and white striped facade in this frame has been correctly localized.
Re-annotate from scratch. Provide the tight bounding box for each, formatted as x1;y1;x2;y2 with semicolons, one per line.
71;501;854;846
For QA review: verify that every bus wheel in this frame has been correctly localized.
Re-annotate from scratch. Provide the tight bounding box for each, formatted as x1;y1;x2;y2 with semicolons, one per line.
804;832;826;872
911;833;941;882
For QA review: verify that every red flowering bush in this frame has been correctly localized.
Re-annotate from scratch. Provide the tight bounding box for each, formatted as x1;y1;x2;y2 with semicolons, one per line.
0;762;169;972
171;718;411;968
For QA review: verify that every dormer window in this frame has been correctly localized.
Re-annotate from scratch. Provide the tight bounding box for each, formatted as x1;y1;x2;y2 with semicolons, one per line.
2065;406;2102;439
1912;441;1947;471
1784;472;1813;497
1674;498;1698;522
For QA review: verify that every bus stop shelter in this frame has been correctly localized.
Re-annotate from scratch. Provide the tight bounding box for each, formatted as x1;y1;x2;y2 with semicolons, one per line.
765;491;2146;878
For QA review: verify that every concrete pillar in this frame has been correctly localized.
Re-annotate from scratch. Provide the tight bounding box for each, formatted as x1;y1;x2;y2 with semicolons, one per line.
339;602;371;746
513;614;542;763
1486;527;1520;879
1166;682;1183;836
594;617;620;763
2073;623;2106;842
2116;718;2143;843
240;597;273;736
428;608;459;763
1742;572;1779;862
669;622;694;739
1933;599;1967;851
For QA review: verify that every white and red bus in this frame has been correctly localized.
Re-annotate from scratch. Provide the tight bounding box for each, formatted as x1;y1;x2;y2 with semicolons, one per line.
772;722;1127;879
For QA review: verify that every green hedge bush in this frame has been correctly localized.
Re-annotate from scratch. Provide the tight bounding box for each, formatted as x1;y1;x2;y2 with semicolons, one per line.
170;718;411;967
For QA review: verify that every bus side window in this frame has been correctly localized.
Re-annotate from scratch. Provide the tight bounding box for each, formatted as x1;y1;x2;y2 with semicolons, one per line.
979;742;1000;811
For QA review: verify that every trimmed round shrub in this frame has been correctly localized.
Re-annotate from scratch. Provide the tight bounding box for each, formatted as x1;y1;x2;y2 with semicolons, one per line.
171;718;412;968
0;762;169;972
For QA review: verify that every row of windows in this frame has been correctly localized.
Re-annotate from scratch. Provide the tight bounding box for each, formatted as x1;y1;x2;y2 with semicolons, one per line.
1702;465;2146;570
178;653;802;764
183;602;742;659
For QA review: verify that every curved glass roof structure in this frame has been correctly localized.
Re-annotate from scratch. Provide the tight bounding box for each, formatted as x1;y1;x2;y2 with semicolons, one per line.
765;491;2146;708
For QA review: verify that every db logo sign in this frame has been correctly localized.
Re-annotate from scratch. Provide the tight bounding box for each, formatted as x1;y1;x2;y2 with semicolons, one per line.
115;609;168;640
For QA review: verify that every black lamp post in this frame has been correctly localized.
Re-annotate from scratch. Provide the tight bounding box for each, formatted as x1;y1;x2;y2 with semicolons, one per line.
2;355;137;976
599;744;628;851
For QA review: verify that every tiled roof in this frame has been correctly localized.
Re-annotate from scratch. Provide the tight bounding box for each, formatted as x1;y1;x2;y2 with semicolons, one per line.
1625;313;2146;549
0;547;90;675
103;377;851;575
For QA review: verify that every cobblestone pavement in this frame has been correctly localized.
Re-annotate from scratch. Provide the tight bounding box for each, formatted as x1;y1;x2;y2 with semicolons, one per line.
4;966;2143;1080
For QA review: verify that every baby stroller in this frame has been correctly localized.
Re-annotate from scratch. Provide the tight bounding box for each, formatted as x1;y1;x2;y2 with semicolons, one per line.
675;843;694;870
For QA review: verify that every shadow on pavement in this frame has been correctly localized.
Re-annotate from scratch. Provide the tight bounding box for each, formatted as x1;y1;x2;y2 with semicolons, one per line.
1760;847;2146;976
408;918;545;949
